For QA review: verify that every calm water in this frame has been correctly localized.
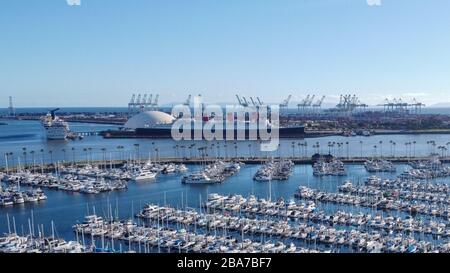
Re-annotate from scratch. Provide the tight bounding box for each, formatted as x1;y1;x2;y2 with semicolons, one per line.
0;120;450;168
1;119;450;251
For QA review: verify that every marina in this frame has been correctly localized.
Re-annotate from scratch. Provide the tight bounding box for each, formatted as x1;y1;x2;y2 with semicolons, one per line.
182;161;241;184
4;0;450;267
253;160;294;181
313;159;346;176
3;115;450;254
0;184;47;206
3;154;450;253
364;159;396;173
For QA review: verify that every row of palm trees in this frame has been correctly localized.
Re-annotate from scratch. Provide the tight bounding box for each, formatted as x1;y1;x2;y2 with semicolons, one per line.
4;140;450;171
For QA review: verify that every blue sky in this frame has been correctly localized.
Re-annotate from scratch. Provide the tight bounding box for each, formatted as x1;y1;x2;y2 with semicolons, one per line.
1;0;450;107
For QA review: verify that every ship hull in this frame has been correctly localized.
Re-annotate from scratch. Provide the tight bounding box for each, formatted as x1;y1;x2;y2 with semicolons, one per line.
101;126;305;139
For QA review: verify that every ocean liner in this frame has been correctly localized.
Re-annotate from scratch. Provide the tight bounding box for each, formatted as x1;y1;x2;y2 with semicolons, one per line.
101;110;305;139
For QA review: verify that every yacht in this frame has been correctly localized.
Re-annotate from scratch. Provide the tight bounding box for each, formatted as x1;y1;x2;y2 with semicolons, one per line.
1;198;14;206
181;172;214;184
134;170;157;182
41;108;70;140
177;164;188;172
161;164;177;174
364;159;396;172
13;194;25;204
254;160;294;181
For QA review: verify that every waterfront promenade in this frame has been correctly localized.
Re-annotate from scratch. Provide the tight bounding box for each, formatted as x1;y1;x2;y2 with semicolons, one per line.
2;155;450;173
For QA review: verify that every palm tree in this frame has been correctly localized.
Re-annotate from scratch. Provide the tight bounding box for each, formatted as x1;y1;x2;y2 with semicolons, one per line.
389;140;393;157
345;141;349;159
4;152;10;174
9;152;15;169
83;148;88;164
133;144;140;163
22;147;27;168
116;145;124;161
186;144;192;159
291;142;296;159
101;148;107;168
22;151;27;169
88;148;93;164
49;150;53;166
30;150;35;172
379;141;383;158
151;142;155;160
71;147;76;165
216;141;221;158
359;140;363;158
40;149;44;169
175;145;179;158
223;144;228;159
61;148;66;163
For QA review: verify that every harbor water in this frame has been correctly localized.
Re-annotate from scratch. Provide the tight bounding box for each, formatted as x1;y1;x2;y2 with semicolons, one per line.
1;120;450;167
2;119;450;252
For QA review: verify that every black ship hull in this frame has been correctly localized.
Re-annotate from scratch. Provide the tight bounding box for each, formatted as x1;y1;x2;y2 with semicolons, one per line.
101;126;305;139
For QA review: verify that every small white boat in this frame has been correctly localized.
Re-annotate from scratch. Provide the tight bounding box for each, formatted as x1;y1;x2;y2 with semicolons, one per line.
134;171;157;182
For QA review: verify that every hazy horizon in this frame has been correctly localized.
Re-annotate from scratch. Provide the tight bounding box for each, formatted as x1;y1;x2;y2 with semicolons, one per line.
1;0;450;107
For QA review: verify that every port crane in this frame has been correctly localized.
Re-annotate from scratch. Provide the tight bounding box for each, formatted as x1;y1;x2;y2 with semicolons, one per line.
151;94;159;109
411;98;425;114
236;94;249;107
256;97;264;106
297;94;315;113
147;94;153;105
183;94;191;106
378;97;424;114
128;93;159;116
312;95;326;113
332;94;367;115
280;95;291;109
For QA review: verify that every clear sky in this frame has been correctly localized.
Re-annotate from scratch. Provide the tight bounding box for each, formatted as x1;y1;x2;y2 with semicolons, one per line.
1;0;450;107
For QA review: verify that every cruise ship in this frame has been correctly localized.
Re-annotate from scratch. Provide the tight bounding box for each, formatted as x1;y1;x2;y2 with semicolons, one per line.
41;108;70;140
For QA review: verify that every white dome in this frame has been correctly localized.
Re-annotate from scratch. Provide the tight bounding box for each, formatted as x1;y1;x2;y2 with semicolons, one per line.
124;111;175;129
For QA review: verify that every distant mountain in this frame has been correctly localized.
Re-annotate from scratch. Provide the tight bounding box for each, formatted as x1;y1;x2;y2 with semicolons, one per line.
429;102;450;108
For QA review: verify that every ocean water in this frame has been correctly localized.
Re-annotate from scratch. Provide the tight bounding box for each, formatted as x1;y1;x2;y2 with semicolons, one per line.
1;118;450;252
